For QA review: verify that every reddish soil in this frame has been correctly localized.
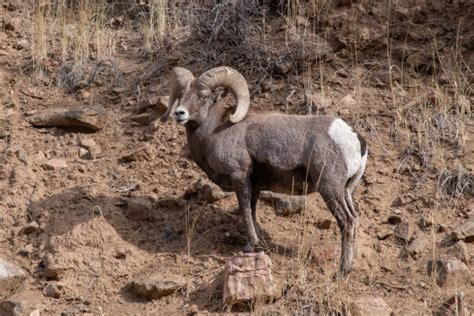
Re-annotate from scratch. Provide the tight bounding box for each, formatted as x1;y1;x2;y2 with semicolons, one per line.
0;0;472;314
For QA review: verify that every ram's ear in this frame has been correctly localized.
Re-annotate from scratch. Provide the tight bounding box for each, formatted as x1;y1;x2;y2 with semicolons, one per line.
160;97;179;123
160;67;195;123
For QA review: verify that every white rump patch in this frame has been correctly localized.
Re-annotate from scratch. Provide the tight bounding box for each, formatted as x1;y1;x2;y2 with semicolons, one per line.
328;118;362;178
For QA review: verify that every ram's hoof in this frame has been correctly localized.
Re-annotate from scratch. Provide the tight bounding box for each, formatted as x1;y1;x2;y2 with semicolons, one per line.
243;243;255;253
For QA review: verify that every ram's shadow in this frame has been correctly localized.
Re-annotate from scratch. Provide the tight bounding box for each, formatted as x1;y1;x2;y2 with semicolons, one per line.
31;186;302;311
31;186;298;257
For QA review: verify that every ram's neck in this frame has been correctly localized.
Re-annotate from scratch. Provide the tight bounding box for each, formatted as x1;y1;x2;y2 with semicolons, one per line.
186;106;224;136
185;105;227;158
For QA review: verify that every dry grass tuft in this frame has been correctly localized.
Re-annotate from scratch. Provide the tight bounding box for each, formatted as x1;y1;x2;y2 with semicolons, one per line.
29;0;117;89
438;167;474;198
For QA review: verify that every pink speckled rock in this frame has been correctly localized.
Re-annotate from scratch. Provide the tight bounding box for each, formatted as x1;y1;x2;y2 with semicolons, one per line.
223;251;275;306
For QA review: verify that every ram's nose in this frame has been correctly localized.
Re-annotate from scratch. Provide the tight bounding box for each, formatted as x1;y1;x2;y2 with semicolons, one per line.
175;109;186;116
174;106;189;124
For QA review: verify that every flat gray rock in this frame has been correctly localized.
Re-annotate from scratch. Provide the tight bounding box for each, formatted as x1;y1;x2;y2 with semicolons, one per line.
27;106;106;132
128;272;185;300
0;259;27;299
260;191;305;216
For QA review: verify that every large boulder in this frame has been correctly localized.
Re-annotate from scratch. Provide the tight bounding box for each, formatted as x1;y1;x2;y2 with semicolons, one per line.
223;252;275;307
0;259;27;299
260;191;305;216
184;179;229;203
427;259;471;288
27;106;106;132
451;216;474;243
125;196;155;221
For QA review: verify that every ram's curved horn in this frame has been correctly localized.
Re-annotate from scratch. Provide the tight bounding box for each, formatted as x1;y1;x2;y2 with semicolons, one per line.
160;67;195;122
196;66;250;123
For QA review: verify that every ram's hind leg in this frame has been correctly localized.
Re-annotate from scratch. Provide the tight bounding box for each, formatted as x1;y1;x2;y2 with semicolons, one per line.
320;189;356;276
344;154;367;260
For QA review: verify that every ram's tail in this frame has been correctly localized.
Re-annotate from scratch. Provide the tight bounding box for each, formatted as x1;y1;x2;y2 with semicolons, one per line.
345;134;368;217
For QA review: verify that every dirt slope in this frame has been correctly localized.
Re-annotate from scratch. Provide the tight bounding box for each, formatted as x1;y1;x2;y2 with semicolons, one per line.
0;0;472;314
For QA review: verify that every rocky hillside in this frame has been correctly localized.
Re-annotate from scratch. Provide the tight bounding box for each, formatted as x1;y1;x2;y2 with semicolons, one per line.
0;0;472;314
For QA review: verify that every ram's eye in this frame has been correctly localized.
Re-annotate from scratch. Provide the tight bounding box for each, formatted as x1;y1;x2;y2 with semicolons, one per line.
198;89;211;98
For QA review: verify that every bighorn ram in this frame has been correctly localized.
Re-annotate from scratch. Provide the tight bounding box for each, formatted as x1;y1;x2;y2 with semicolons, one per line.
161;66;368;275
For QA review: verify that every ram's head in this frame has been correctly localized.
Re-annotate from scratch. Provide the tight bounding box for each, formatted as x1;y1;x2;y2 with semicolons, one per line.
160;66;250;126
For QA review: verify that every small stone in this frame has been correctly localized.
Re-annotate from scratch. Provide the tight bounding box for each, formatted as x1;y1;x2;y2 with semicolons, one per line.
78;148;89;159
223;252;275;306
148;119;160;131
112;86;126;94
43;281;64;298
41;253;69;278
15;39;29;50
433;292;470;316
147;85;160;93
0;300;22;316
340;94;356;107
130;113;151;126
259;191;305;216
16;149;29;164
451;216;474;243
0;300;40;316
41;159;67;170
29;309;41;316
125;197;155;221
19;221;40;235
394;221;413;242
391;193;415;207
335;68;349;78
309;246;338;273
78;137;96;149
407;52;429;70
183;179;229;203
0;259;27;298
128;271;185;300
119;145;155;163
18;244;34;257
137;95;168;113
387;214;402;225
274;62;292;75
404;237;427;259
78;137;101;159
377;228;393;240
350;296;393;316
155;196;183;209
427;259;470;288
315;219;332;230
4;19;16;31
419;215;434;228
444;241;469;263
223;230;247;246
80;90;91;99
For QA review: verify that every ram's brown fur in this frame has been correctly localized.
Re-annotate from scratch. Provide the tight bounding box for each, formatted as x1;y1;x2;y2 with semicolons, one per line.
162;66;368;275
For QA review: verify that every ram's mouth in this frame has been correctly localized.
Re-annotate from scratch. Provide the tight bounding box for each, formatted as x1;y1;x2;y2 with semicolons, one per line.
176;118;188;125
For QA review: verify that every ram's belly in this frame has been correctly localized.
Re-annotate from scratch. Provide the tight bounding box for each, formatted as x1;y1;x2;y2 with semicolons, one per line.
251;163;316;195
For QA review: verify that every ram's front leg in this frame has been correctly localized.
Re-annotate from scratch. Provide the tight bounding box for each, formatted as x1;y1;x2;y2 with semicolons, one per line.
236;179;259;252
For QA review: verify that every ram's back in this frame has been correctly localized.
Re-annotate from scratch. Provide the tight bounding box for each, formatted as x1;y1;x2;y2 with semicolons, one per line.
245;114;337;168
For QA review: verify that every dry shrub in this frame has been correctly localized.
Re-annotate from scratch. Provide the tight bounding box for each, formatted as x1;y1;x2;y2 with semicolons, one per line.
438;167;474;198
29;0;119;90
